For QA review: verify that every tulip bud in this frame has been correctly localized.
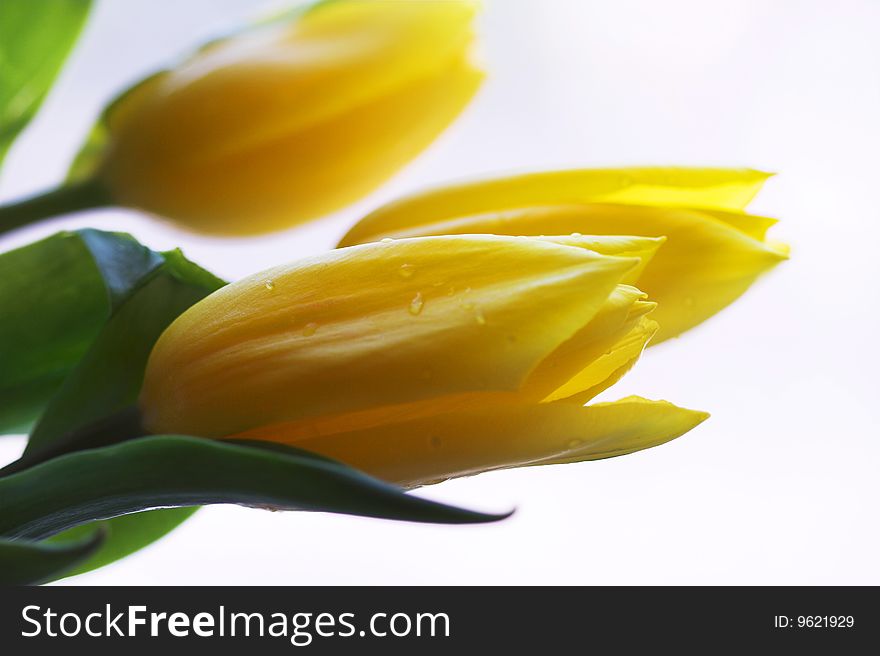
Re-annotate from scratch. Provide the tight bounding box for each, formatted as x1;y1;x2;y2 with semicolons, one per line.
338;168;789;343
140;235;707;488
75;0;484;235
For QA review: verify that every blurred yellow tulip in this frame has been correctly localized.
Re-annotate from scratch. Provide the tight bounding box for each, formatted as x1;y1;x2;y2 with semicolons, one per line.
140;235;707;488
74;0;484;235
339;168;789;343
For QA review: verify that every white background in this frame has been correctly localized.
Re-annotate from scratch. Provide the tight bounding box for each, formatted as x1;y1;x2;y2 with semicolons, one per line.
1;0;878;585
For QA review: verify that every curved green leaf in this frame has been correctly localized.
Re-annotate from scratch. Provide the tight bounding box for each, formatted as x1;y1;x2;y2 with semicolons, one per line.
46;507;197;580
0;0;92;168
0;435;510;542
0;529;104;585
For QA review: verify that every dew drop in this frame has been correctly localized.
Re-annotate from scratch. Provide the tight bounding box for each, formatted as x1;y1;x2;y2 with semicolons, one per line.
399;263;416;279
567;439;584;449
302;322;319;336
263;279;275;290
381;237;394;243
570;232;583;238
408;292;424;315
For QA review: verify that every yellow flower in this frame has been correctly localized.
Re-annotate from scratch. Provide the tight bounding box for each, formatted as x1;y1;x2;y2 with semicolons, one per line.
139;235;707;488
339;168;789;343
77;0;484;235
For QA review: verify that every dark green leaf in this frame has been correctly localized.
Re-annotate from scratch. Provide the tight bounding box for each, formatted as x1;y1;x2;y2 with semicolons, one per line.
0;529;104;585
0;435;510;542
0;0;92;167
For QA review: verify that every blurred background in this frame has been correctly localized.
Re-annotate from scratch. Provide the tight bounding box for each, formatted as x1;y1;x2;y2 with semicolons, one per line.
1;0;878;584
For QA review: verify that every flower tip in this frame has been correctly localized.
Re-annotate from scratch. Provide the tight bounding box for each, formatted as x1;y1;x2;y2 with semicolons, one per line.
767;239;791;260
602;254;645;274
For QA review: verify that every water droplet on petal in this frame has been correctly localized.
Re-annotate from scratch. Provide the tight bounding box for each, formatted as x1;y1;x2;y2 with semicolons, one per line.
264;279;275;290
570;232;582;238
567;439;583;449
409;292;424;315
381;237;394;243
399;263;416;278
302;322;319;336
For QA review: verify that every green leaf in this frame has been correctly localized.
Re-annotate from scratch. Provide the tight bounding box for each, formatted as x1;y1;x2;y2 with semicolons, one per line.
0;232;108;434
0;435;510;543
46;507;197;580
0;0;93;168
24;264;220;461
0;529;104;585
0;229;224;577
0;229;222;437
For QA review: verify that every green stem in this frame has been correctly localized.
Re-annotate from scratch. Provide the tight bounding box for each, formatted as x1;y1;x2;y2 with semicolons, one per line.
0;179;113;235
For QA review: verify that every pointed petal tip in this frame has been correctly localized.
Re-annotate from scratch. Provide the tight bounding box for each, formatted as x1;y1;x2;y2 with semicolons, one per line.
599;395;711;422
767;239;791;260
630;299;658;320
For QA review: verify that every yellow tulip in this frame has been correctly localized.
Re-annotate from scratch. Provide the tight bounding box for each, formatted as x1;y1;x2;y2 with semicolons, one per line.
338;168;789;343
139;235;707;488
76;0;484;235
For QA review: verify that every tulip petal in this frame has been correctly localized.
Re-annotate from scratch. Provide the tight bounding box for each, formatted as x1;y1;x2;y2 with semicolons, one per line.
141;236;637;437
536;234;664;285
98;0;483;234
120;53;484;234
534;397;710;466
523;285;653;399
349;203;787;342
106;0;479;159
339;167;772;246
543;317;658;404
249;396;708;488
699;209;779;241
